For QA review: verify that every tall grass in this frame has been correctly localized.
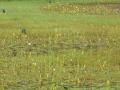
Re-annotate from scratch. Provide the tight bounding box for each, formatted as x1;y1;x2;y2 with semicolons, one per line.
0;0;120;90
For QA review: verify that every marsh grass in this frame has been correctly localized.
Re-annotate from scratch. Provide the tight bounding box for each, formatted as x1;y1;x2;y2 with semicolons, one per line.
41;3;120;14
0;30;120;90
0;0;120;90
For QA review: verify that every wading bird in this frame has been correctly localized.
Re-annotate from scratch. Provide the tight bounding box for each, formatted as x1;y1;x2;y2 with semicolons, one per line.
2;9;6;13
21;28;27;34
49;0;52;3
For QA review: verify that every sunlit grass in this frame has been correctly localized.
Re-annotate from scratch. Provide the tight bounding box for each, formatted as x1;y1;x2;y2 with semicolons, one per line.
41;3;120;15
0;0;120;90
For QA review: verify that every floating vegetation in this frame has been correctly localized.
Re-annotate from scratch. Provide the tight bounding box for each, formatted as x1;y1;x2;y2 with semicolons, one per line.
41;3;120;14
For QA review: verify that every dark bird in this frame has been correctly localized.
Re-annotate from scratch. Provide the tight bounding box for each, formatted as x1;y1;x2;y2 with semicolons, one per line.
21;28;27;34
49;0;52;3
2;9;6;13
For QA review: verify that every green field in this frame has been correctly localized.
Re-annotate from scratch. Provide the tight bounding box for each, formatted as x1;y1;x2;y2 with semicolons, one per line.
0;0;120;90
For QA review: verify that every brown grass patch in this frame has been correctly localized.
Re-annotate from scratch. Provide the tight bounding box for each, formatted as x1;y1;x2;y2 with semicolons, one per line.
40;3;120;14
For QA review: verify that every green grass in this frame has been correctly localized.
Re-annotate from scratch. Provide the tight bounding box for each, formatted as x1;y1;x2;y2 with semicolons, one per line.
0;0;120;90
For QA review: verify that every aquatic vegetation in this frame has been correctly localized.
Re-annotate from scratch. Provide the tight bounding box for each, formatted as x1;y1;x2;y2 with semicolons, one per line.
0;0;120;90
